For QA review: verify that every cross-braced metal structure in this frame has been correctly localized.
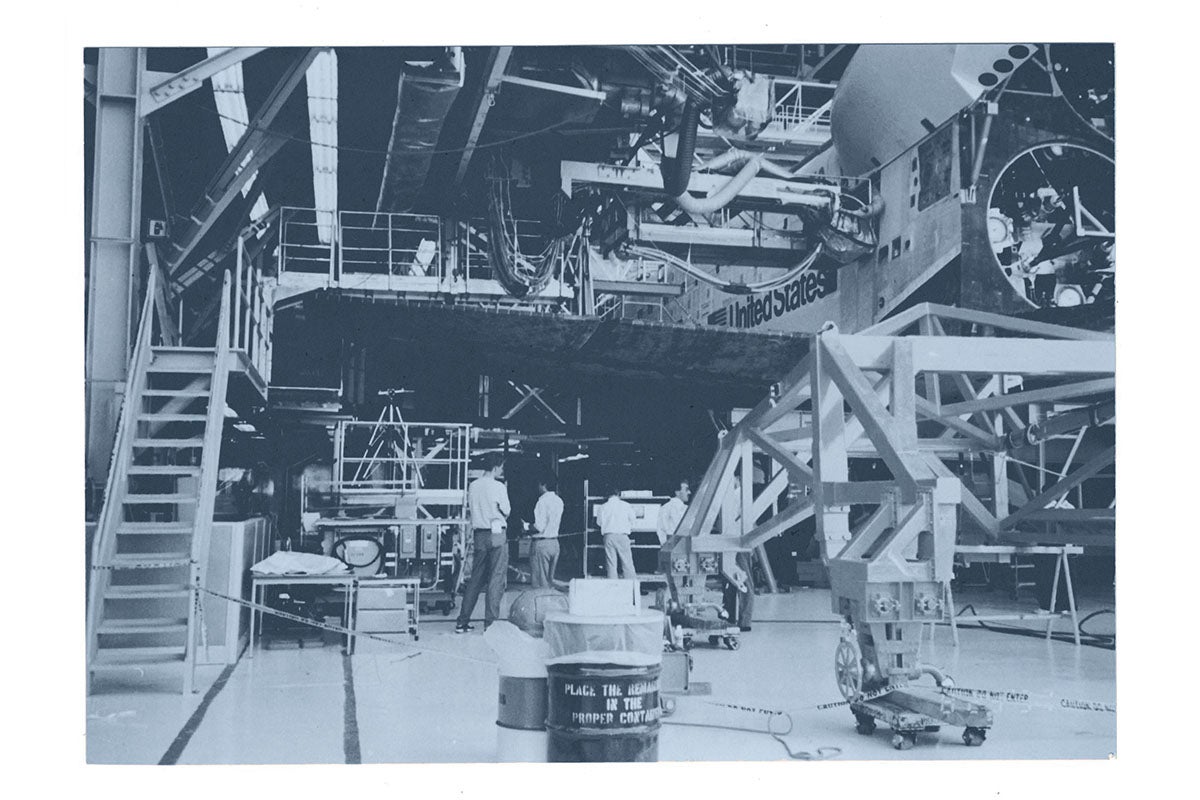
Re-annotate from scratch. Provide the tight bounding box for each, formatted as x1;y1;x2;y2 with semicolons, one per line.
662;302;1114;739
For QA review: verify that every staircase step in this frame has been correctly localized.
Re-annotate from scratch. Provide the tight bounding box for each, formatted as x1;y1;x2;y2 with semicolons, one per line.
153;346;217;353
139;413;208;423
122;493;198;504
116;522;194;535
105;553;192;569
98;619;188;635
92;646;187;666
132;438;204;448
106;584;190;599
125;466;202;476
142;389;211;398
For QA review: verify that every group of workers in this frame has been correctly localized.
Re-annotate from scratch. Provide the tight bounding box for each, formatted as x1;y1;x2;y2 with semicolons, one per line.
455;453;753;633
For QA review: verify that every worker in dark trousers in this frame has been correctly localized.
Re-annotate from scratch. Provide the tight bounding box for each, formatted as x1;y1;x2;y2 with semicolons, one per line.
456;453;510;633
721;477;755;631
529;473;563;589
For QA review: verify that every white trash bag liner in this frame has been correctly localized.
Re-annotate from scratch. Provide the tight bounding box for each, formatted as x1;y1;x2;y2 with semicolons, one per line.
543;611;664;665
484;621;552;679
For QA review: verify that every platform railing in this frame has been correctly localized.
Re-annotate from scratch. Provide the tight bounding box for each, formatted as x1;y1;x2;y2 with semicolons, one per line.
234;231;274;384
339;210;444;288
334;421;472;499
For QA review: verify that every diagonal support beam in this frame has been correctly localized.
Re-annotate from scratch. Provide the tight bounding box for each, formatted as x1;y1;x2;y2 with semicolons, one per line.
454;47;513;189
738;500;816;551
923;453;999;539
747;427;813;484
1001;446;1116;530
141;47;268;116
166;48;323;281
818;334;929;498
915;395;1001;449
941;378;1115;416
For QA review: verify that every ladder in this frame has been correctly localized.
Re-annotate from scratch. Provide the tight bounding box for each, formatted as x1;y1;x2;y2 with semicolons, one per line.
87;270;234;694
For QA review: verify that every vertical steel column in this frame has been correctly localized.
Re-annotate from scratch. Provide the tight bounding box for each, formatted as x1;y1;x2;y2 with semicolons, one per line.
813;335;850;559
86;48;146;489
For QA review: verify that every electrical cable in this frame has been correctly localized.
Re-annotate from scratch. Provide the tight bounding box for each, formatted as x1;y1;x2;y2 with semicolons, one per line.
625;242;824;295
953;603;1114;650
661;717;841;760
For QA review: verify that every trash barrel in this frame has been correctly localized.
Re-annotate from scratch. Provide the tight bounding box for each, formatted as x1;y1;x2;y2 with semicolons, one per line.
485;621;552;762
545;657;662;762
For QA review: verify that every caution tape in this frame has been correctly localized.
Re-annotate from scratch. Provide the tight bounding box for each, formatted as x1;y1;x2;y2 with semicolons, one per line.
815;681;911;711
943;685;1116;714
90;559;196;571
197;586;494;665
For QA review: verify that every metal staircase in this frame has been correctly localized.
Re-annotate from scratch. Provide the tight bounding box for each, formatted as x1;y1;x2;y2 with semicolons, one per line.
87;269;235;694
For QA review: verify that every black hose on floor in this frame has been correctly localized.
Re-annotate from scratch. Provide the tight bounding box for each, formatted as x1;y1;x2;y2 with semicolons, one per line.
954;604;1115;651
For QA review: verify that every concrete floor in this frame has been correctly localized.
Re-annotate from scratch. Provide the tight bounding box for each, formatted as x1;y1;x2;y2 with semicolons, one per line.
86;587;1115;764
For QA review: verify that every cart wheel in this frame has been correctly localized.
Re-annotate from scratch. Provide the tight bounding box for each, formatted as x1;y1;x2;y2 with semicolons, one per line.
724;636;740;651
682;636;693;651
661;697;677;717
892;733;915;751
834;637;864;701
854;714;876;735
962;727;986;747
708;635;720;646
442;603;452;616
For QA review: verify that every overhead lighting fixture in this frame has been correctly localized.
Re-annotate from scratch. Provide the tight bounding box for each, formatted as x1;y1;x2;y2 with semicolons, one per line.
305;49;338;244
558;452;589;463
207;48;270;222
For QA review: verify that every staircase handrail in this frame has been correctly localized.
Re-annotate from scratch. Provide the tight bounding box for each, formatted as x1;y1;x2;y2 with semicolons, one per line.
87;265;159;657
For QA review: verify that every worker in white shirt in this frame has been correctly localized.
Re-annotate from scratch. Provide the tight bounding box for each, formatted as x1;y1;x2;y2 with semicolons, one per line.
456;453;511;633
655;479;690;573
597;486;638;580
529;474;564;589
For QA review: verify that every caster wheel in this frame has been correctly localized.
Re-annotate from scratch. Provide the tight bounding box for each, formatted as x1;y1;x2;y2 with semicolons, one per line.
854;714;876;735
724;636;740;650
682;637;693;651
962;727;986;747
660;697;677;716
708;635;720;646
442;604;452;616
892;733;915;751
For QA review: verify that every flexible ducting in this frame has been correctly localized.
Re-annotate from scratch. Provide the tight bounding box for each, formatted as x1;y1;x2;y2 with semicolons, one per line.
662;97;701;196
624;243;825;296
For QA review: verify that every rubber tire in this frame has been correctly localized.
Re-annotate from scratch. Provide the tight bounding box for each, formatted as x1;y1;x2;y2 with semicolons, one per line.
963;727;986;747
708;636;720;646
892;733;915;750
724;636;740;650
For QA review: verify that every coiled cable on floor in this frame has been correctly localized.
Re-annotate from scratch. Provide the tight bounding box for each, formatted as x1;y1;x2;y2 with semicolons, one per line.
954;603;1115;651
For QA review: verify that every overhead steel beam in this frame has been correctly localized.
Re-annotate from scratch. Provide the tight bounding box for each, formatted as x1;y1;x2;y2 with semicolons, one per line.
500;74;607;100
141;47;267;115
560;160;831;208
835;336;1116;375
166;48;322;282
86;48;146;488
802;44;847;80
454;47;513;189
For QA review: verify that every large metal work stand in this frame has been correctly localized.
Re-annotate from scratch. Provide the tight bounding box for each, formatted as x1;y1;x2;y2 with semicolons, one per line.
661;304;1115;750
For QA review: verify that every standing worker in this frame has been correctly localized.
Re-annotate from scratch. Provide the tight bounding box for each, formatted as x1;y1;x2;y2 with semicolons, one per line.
655;479;690;575
529;473;564;589
456;453;510;633
722;476;755;632
597;486;638;580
